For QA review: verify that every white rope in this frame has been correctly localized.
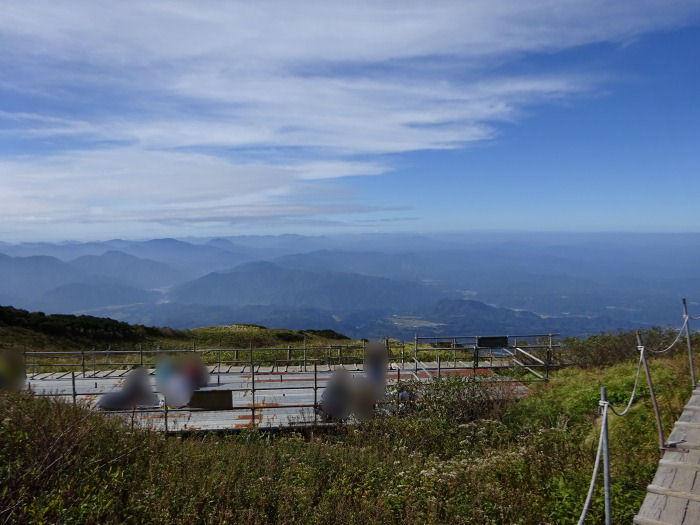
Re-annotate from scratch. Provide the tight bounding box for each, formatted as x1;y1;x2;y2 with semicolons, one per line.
647;316;689;354
577;403;608;525
607;349;644;417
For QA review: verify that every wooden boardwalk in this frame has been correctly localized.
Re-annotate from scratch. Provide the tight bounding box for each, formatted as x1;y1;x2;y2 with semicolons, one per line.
635;382;700;525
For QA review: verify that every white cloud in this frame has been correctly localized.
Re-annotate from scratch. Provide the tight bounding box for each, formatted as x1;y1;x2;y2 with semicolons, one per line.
0;0;698;236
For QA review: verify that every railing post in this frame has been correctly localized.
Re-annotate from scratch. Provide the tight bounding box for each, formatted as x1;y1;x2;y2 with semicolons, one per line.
601;386;612;525
313;361;318;425
164;396;169;433
546;334;553;381
453;338;457;368
217;347;222;386
414;333;418;363
250;344;256;428
438;355;441;378
396;367;401;413
303;341;307;372
139;344;143;367
71;371;77;405
92;347;96;378
683;298;696;387
81;349;86;378
638;332;666;452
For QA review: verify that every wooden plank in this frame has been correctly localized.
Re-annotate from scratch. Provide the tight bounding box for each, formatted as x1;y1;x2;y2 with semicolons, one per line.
634;518;677;525
647;485;700;503
675;421;700;429
659;460;700;472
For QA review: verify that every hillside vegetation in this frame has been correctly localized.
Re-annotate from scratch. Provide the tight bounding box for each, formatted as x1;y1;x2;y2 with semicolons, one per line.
1;329;698;524
0;306;352;353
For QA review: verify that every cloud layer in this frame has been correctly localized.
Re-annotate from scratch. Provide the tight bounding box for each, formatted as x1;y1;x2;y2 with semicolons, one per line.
1;1;698;237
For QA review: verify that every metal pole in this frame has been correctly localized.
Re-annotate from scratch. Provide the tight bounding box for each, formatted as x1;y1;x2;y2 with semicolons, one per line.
303;340;307;372
164;397;168;433
81;349;86;378
438;355;441;379
453;338;456;368
313;361;318;425
217;347;221;386
71;371;77;405
601;386;612;525
683;298;696;387
250;344;256;427
396;367;401;413
638;332;666;452
547;334;553;381
139;344;143;367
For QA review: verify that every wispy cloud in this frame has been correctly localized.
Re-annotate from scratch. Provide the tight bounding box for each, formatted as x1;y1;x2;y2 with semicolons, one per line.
0;0;698;237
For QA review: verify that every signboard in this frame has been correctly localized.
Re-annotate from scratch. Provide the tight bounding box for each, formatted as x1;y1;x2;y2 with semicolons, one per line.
477;336;509;348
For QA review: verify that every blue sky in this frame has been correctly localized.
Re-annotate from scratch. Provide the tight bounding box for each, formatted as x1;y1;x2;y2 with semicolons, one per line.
1;1;699;241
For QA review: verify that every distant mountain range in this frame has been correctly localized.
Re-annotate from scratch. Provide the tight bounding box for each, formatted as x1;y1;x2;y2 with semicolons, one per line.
1;233;697;338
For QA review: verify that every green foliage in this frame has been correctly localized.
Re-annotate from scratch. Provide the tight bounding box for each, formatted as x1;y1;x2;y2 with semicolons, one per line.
0;332;695;523
0;305;185;349
562;326;700;368
303;329;351;340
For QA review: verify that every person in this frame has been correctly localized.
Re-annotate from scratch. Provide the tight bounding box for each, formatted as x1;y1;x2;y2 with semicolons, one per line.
97;367;158;410
364;340;388;401
318;368;353;421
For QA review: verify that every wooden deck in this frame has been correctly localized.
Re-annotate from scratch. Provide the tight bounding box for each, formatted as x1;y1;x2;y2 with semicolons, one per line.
25;362;528;432
635;382;700;525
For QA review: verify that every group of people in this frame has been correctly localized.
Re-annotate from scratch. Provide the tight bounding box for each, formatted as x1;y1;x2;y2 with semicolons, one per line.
97;355;209;410
318;340;390;421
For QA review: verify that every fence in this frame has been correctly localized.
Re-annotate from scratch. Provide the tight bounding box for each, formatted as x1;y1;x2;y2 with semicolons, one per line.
22;333;562;431
577;298;696;524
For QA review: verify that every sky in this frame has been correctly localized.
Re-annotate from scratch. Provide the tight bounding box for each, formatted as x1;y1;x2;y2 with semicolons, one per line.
1;1;700;241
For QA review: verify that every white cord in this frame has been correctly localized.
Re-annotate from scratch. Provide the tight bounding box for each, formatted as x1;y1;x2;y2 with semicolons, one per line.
577;403;608;525
608;350;644;417
647;316;689;354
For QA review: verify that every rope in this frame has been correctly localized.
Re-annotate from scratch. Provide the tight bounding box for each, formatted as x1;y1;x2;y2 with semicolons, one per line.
646;316;689;354
607;349;644;417
577;402;608;525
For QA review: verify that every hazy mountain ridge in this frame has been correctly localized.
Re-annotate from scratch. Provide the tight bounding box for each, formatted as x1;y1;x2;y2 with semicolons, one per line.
0;233;696;337
70;250;188;289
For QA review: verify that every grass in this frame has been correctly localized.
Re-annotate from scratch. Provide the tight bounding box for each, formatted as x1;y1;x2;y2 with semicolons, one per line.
1;338;697;524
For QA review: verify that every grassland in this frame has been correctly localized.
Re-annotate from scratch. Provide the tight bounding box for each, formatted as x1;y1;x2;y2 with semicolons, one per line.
2;326;699;524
